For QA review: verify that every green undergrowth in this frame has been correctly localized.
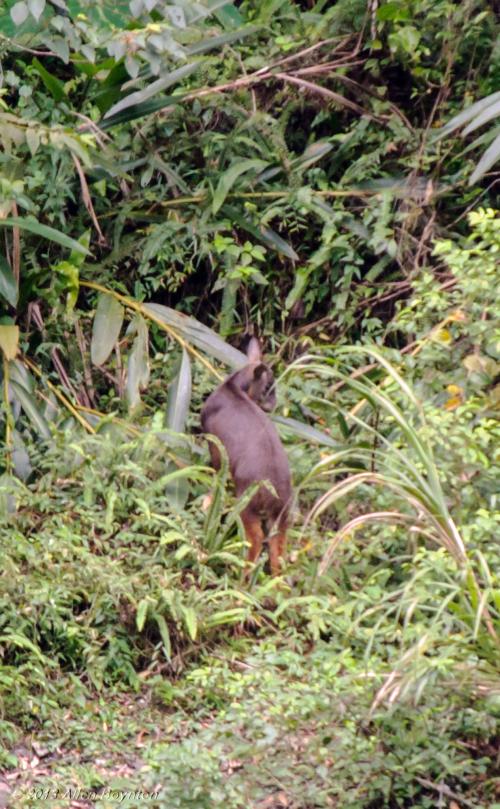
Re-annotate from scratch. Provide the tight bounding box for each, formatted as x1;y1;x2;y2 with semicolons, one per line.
1;423;499;807
4;639;500;808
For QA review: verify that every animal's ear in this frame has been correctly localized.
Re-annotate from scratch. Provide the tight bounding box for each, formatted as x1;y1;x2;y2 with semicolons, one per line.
253;363;267;381
246;337;262;364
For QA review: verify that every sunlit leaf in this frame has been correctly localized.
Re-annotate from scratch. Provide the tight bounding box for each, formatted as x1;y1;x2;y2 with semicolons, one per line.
126;316;149;409
469;131;500;184
0;324;19;360
10;1;29;25
167;348;192;432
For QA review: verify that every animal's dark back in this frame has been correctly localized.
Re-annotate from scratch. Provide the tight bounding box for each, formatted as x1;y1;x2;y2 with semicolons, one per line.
201;348;291;517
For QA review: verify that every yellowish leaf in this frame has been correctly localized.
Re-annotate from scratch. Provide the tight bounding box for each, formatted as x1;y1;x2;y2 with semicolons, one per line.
435;328;452;343
0;324;19;360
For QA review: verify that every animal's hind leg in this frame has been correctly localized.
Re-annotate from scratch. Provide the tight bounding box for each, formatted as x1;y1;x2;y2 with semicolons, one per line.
241;510;264;571
269;522;287;576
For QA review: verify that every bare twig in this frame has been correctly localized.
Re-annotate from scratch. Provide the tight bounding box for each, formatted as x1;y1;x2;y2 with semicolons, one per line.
71;153;107;246
276;72;382;121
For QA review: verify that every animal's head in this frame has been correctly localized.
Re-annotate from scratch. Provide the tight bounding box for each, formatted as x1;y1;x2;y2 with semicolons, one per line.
234;337;277;412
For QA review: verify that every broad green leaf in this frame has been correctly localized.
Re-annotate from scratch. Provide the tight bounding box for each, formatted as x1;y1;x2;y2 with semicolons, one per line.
469;131;500;184
32;58;65;102
181;606;198;641
126;316;149;409
212;159;268;214
215;2;244;27
285;266;312;311
0;218;90;255
145;302;246;368
259;225;299;261
0;324;19;360
10;380;52;439
167;348;192;432
376;1;411;21
136;598;150;631
104;61;202;119
91;293;124;366
0;255;18;307
154;613;172;660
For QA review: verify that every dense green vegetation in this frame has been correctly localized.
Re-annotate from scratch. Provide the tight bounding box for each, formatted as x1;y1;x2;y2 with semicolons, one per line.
0;0;499;806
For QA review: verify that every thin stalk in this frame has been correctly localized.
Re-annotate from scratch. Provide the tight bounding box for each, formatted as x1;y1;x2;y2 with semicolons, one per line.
22;357;96;434
2;355;14;474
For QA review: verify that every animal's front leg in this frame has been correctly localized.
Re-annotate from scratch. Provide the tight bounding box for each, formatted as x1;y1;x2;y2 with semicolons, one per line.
269;527;287;576
241;510;264;572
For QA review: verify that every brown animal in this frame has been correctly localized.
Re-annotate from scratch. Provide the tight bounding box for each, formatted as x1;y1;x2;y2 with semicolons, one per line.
201;338;291;575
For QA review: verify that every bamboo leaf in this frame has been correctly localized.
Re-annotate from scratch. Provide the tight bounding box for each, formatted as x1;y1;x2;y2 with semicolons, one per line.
91;293;124;366
462;97;500;136
272;414;341;448
145;302;246;367
469;131;500;184
433;91;500;140
212;159;268;214
0;255;18;307
0;217;90;255
167;347;192;432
